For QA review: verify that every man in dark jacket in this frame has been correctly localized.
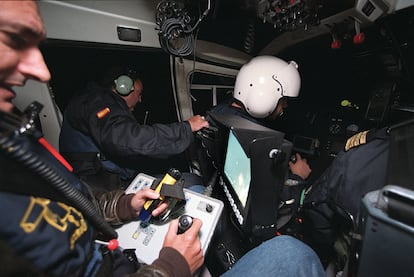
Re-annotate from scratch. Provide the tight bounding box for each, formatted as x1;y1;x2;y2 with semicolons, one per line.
296;125;392;272
0;1;203;276
59;66;209;190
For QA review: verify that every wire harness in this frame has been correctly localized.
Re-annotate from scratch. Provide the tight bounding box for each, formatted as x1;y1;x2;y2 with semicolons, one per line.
156;0;210;56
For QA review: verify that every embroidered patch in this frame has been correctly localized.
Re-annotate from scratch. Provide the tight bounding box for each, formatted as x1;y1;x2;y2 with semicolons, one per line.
345;130;368;151
96;107;110;119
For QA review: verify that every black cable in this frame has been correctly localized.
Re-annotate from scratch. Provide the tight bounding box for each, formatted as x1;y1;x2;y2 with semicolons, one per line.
156;0;210;57
158;17;194;57
243;19;255;54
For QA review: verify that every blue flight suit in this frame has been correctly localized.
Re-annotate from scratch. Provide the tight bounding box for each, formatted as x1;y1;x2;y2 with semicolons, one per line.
0;144;101;276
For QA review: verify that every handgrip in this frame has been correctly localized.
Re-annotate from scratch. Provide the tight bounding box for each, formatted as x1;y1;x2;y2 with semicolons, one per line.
177;214;193;234
143;168;181;211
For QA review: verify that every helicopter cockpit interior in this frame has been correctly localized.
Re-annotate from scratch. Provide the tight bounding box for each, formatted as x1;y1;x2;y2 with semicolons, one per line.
10;1;414;276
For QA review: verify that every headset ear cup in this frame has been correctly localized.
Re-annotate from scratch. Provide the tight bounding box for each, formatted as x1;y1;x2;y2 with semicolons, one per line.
114;75;134;96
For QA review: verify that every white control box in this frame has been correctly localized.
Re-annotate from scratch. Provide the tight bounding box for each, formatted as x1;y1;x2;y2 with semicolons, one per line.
116;173;224;264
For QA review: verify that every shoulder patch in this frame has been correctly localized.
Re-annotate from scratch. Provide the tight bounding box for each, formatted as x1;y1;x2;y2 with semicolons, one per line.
96;107;110;119
345;130;369;151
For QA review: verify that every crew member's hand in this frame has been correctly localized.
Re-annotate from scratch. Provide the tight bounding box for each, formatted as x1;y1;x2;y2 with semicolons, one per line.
130;188;169;217
163;218;204;274
188;115;209;132
289;153;312;180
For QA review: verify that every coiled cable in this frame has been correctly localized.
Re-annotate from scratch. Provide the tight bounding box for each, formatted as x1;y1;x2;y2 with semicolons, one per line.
158;17;194;56
156;0;210;57
0;110;117;240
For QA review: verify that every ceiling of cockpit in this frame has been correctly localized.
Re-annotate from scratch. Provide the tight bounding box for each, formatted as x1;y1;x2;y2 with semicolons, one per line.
167;1;414;111
177;0;356;55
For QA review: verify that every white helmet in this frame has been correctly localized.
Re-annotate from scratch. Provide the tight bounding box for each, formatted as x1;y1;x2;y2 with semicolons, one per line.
233;55;301;118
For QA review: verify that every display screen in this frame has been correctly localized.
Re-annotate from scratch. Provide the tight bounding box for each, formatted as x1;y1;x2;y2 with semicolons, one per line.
224;130;251;208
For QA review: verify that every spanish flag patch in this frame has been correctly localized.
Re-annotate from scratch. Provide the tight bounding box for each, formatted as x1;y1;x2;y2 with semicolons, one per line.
96;107;110;119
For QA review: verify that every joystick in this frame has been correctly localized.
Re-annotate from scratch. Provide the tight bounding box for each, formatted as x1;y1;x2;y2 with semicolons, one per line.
178;215;193;234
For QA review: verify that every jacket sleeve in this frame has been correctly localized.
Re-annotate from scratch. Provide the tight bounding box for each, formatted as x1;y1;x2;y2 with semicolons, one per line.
68;89;195;158
94;190;137;225
100;119;194;157
127;247;191;277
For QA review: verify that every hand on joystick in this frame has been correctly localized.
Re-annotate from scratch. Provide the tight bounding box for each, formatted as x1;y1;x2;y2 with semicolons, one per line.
177;215;193;234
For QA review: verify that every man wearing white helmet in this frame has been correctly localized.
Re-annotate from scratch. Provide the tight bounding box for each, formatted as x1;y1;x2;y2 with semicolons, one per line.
211;55;312;181
233;55;301;119
201;56;313;243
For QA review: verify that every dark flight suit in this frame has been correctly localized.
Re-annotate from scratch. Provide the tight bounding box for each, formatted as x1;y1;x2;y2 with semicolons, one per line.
59;82;195;189
0;157;100;276
300;127;391;267
305;127;391;218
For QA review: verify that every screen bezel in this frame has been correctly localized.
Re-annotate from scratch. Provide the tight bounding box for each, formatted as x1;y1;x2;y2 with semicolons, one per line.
209;111;293;240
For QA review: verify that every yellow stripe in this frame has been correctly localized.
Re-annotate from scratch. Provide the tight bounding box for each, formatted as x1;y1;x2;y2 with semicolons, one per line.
345;130;368;151
143;173;177;210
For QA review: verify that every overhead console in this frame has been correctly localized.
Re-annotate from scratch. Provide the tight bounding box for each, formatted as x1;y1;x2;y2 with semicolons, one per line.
257;0;355;33
256;0;402;34
259;0;398;54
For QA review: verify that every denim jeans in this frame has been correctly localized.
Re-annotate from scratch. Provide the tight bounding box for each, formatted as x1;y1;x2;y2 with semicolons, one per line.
220;235;325;277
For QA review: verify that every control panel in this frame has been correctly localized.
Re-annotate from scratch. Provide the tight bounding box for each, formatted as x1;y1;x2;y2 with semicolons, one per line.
116;173;224;264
